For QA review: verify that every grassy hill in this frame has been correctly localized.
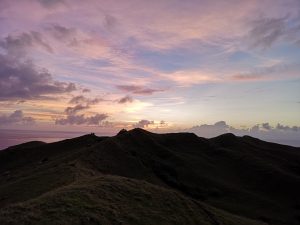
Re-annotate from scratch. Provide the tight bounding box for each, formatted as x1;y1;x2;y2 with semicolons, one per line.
0;129;299;224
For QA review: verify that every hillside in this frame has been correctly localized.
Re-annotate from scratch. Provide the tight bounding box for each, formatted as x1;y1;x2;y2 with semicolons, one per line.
0;129;299;225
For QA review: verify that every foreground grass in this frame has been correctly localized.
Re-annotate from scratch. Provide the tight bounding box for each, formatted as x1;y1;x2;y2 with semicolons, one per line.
0;175;265;225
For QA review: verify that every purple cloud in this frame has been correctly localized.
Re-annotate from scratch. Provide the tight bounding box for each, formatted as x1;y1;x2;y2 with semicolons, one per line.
55;94;108;125
68;95;104;105
0;31;53;55
0;110;35;125
246;15;300;49
65;104;89;115
247;17;285;49
46;24;77;43
134;119;154;128
38;0;65;8
118;95;133;104
55;113;108;125
0;54;76;101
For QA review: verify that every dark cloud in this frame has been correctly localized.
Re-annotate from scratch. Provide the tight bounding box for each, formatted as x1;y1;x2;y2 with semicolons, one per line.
134;119;154;128
247;16;300;49
55;94;108;125
55;113;108;125
0;32;77;101
82;88;90;93
262;122;272;130
0;110;35;125
38;0;65;8
104;14;118;29
116;85;163;95
65;104;89;115
69;95;86;104
214;121;229;128
0;31;53;55
118;95;133;104
160;120;166;125
249;124;259;133
46;24;76;42
65;97;99;115
87;113;108;125
247;17;286;49
276;123;298;131
0;54;76;101
68;95;104;105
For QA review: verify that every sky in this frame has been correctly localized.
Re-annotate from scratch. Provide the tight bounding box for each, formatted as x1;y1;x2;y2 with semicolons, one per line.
0;0;300;146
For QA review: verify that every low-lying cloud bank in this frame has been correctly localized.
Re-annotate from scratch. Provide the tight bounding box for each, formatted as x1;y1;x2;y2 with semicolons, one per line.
186;121;300;147
55;95;108;126
55;113;108;126
0;110;35;125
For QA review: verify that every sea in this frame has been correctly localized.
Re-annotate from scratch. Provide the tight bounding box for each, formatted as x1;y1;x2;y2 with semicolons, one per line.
0;129;109;150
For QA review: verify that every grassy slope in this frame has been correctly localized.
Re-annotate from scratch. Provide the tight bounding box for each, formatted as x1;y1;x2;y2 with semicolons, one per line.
81;129;300;224
0;175;265;225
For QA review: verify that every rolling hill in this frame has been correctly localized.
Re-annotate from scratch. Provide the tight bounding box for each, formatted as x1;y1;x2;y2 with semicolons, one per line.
0;128;299;225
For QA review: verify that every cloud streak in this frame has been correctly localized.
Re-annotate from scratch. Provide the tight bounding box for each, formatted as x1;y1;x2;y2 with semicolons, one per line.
247;17;286;49
116;85;164;95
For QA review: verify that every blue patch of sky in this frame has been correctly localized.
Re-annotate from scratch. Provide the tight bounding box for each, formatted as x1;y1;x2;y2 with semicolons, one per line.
261;43;300;62
133;48;204;73
132;39;236;72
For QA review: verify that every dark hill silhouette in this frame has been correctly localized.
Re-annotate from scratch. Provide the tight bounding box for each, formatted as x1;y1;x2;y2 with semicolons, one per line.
0;129;299;225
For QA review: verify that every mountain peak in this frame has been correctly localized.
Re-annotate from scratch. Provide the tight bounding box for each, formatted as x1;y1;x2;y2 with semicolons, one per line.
210;133;238;147
128;128;153;136
117;129;128;135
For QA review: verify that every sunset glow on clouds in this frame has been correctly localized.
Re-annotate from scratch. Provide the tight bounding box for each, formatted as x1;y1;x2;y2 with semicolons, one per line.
0;0;300;145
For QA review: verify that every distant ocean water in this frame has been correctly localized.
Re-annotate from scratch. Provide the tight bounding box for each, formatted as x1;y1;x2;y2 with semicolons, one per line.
0;129;108;150
1;129;299;150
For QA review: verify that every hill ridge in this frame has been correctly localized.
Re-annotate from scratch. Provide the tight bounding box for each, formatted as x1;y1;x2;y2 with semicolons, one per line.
0;129;299;225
